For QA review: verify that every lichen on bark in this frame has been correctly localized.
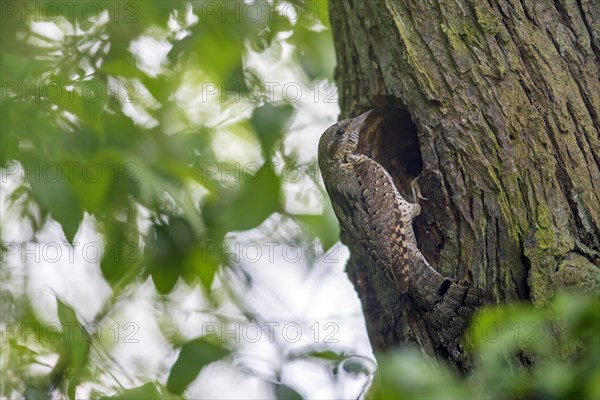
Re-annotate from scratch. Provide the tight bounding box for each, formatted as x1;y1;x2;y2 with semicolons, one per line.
329;0;599;370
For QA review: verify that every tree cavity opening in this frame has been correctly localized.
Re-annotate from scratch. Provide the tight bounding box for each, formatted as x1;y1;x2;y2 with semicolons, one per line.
357;107;423;195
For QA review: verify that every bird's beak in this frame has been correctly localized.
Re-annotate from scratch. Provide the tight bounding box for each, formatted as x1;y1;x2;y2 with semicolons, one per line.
349;110;372;135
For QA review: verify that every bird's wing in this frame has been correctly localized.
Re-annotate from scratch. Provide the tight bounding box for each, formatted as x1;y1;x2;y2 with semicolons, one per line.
351;155;409;293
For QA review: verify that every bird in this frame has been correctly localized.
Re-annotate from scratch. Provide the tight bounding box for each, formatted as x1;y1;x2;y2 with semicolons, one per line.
318;110;424;293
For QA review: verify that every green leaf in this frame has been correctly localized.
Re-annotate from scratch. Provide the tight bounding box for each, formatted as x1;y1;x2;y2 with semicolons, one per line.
168;24;245;80
304;0;330;27
552;291;600;336
70;162;113;213
100;60;143;80
166;339;229;395
291;25;335;81
251;103;294;157
144;224;183;294
184;244;219;291
100;216;141;286
368;348;468;399
292;211;339;251
29;173;84;243
56;299;90;400
467;303;549;357
249;13;293;52
275;384;303;400
306;349;345;361
144;216;207;294
340;357;376;375
24;385;47;400
204;165;281;240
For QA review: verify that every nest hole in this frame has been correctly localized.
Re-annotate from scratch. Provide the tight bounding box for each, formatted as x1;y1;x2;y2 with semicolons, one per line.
357;107;423;196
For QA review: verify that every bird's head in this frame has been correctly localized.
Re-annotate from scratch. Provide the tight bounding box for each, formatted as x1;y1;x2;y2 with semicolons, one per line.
318;110;372;164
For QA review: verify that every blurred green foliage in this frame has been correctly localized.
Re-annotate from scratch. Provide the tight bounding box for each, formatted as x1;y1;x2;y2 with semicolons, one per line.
370;291;600;399
166;337;230;395
1;0;337;398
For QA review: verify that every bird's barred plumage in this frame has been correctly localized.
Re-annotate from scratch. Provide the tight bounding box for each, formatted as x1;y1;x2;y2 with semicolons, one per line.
317;111;420;293
352;153;419;292
318;111;488;361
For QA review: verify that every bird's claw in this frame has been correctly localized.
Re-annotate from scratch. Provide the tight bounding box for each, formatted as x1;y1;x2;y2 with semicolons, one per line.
411;178;428;203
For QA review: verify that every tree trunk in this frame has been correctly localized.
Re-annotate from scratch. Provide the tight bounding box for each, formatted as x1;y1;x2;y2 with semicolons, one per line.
329;0;600;370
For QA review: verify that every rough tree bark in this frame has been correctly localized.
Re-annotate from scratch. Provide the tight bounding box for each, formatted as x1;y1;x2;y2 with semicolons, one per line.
328;0;600;370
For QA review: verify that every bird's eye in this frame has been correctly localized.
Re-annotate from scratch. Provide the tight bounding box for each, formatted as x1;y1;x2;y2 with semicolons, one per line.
336;128;344;136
